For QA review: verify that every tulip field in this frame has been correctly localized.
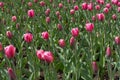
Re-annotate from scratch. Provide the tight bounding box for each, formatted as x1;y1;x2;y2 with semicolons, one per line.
1;0;120;80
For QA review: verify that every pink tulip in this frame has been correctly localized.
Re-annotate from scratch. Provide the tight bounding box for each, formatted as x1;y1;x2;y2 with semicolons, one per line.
70;37;75;46
111;0;118;5
56;11;60;16
12;16;17;22
85;23;94;32
6;31;13;39
81;2;88;10
96;0;104;4
46;17;50;23
45;8;50;16
0;2;4;8
28;2;32;7
4;45;16;59
106;3;111;9
57;24;62;30
96;13;105;21
40;1;45;6
70;9;75;15
23;33;33;43
117;7;120;12
0;42;3;51
28;9;35;18
34;0;38;3
115;36;120;45
92;61;98;72
103;8;109;14
112;14;117;20
74;5;79;11
71;27;79;37
106;47;111;57
44;51;54;63
87;3;93;11
92;16;96;21
95;5;100;10
59;39;65;48
59;3;63;8
41;31;49;40
8;68;16;80
117;2;120;7
36;49;45;60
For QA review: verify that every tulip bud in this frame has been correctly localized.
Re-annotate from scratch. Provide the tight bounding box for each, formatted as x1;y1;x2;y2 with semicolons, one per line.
40;1;45;6
74;5;79;11
81;2;88;10
111;0;118;5
8;68;16;80
4;45;16;59
106;47;111;57
56;11;60;16
59;39;65;48
46;17;50;23
103;8;109;14
41;31;49;40
92;16;96;21
92;61;98;72
59;3;63;8
112;14;117;20
45;8;50;16
44;51;54;63
95;5;100;10
70;37;75;46
12;16;17;22
70;9;75;15
87;3;93;11
0;2;4;8
28;2;32;7
115;36;120;45
36;49;45;60
118;7;120;12
23;33;33;43
71;27;79;37
57;24;62;30
0;42;3;51
106;3;111;9
96;13;105;21
6;31;13;39
28;9;35;18
85;23;94;32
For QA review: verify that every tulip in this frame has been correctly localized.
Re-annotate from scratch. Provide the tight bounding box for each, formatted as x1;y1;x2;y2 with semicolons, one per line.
71;27;79;37
112;14;117;20
95;5;100;10
57;24;62;30
8;68;16;80
0;2;4;8
36;49;45;60
81;2;87;10
115;36;120;45
92;61;98;72
6;31;13;39
74;5;79;11
46;17;50;23
12;16;17;22
45;8;50;16
70;37;75;46
70;9;75;15
85;23;94;32
59;3;63;8
28;2;32;7
106;3;111;9
23;33;33;43
96;13;105;21
59;39;65;48
44;51;54;63
41;31;49;40
103;8;109;14
117;7;120;12
87;3;93;11
111;0;118;5
27;9;35;18
4;45;16;59
106;47;111;57
40;1;45;6
0;42;3;51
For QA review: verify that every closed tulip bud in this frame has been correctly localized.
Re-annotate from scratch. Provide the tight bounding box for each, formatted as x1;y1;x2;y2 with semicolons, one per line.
16;23;20;29
57;24;62;30
96;0;104;4
96;13;105;21
115;36;120;45
81;2;88;10
59;3;63;8
49;0;53;3
12;16;17;22
85;23;94;32
8;68;16;80
0;2;4;8
111;0;118;5
23;33;33;43
45;8;50;16
6;31;13;39
95;5;100;10
44;51;54;63
112;14;117;20
36;49;45;60
106;3;111;9
0;42;3;51
71;27;79;37
59;39;65;48
28;2;32;7
40;1;45;6
117;7;120;12
87;3;93;11
56;11;60;16
46;17;50;23
28;9;35;18
34;0;38;3
4;45;16;59
70;9;75;15
41;31;49;40
106;47;111;57
92;16;96;21
103;8;109;14
92;61;98;72
70;37;75;46
58;15;62;21
74;5;79;11
117;2;120;7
